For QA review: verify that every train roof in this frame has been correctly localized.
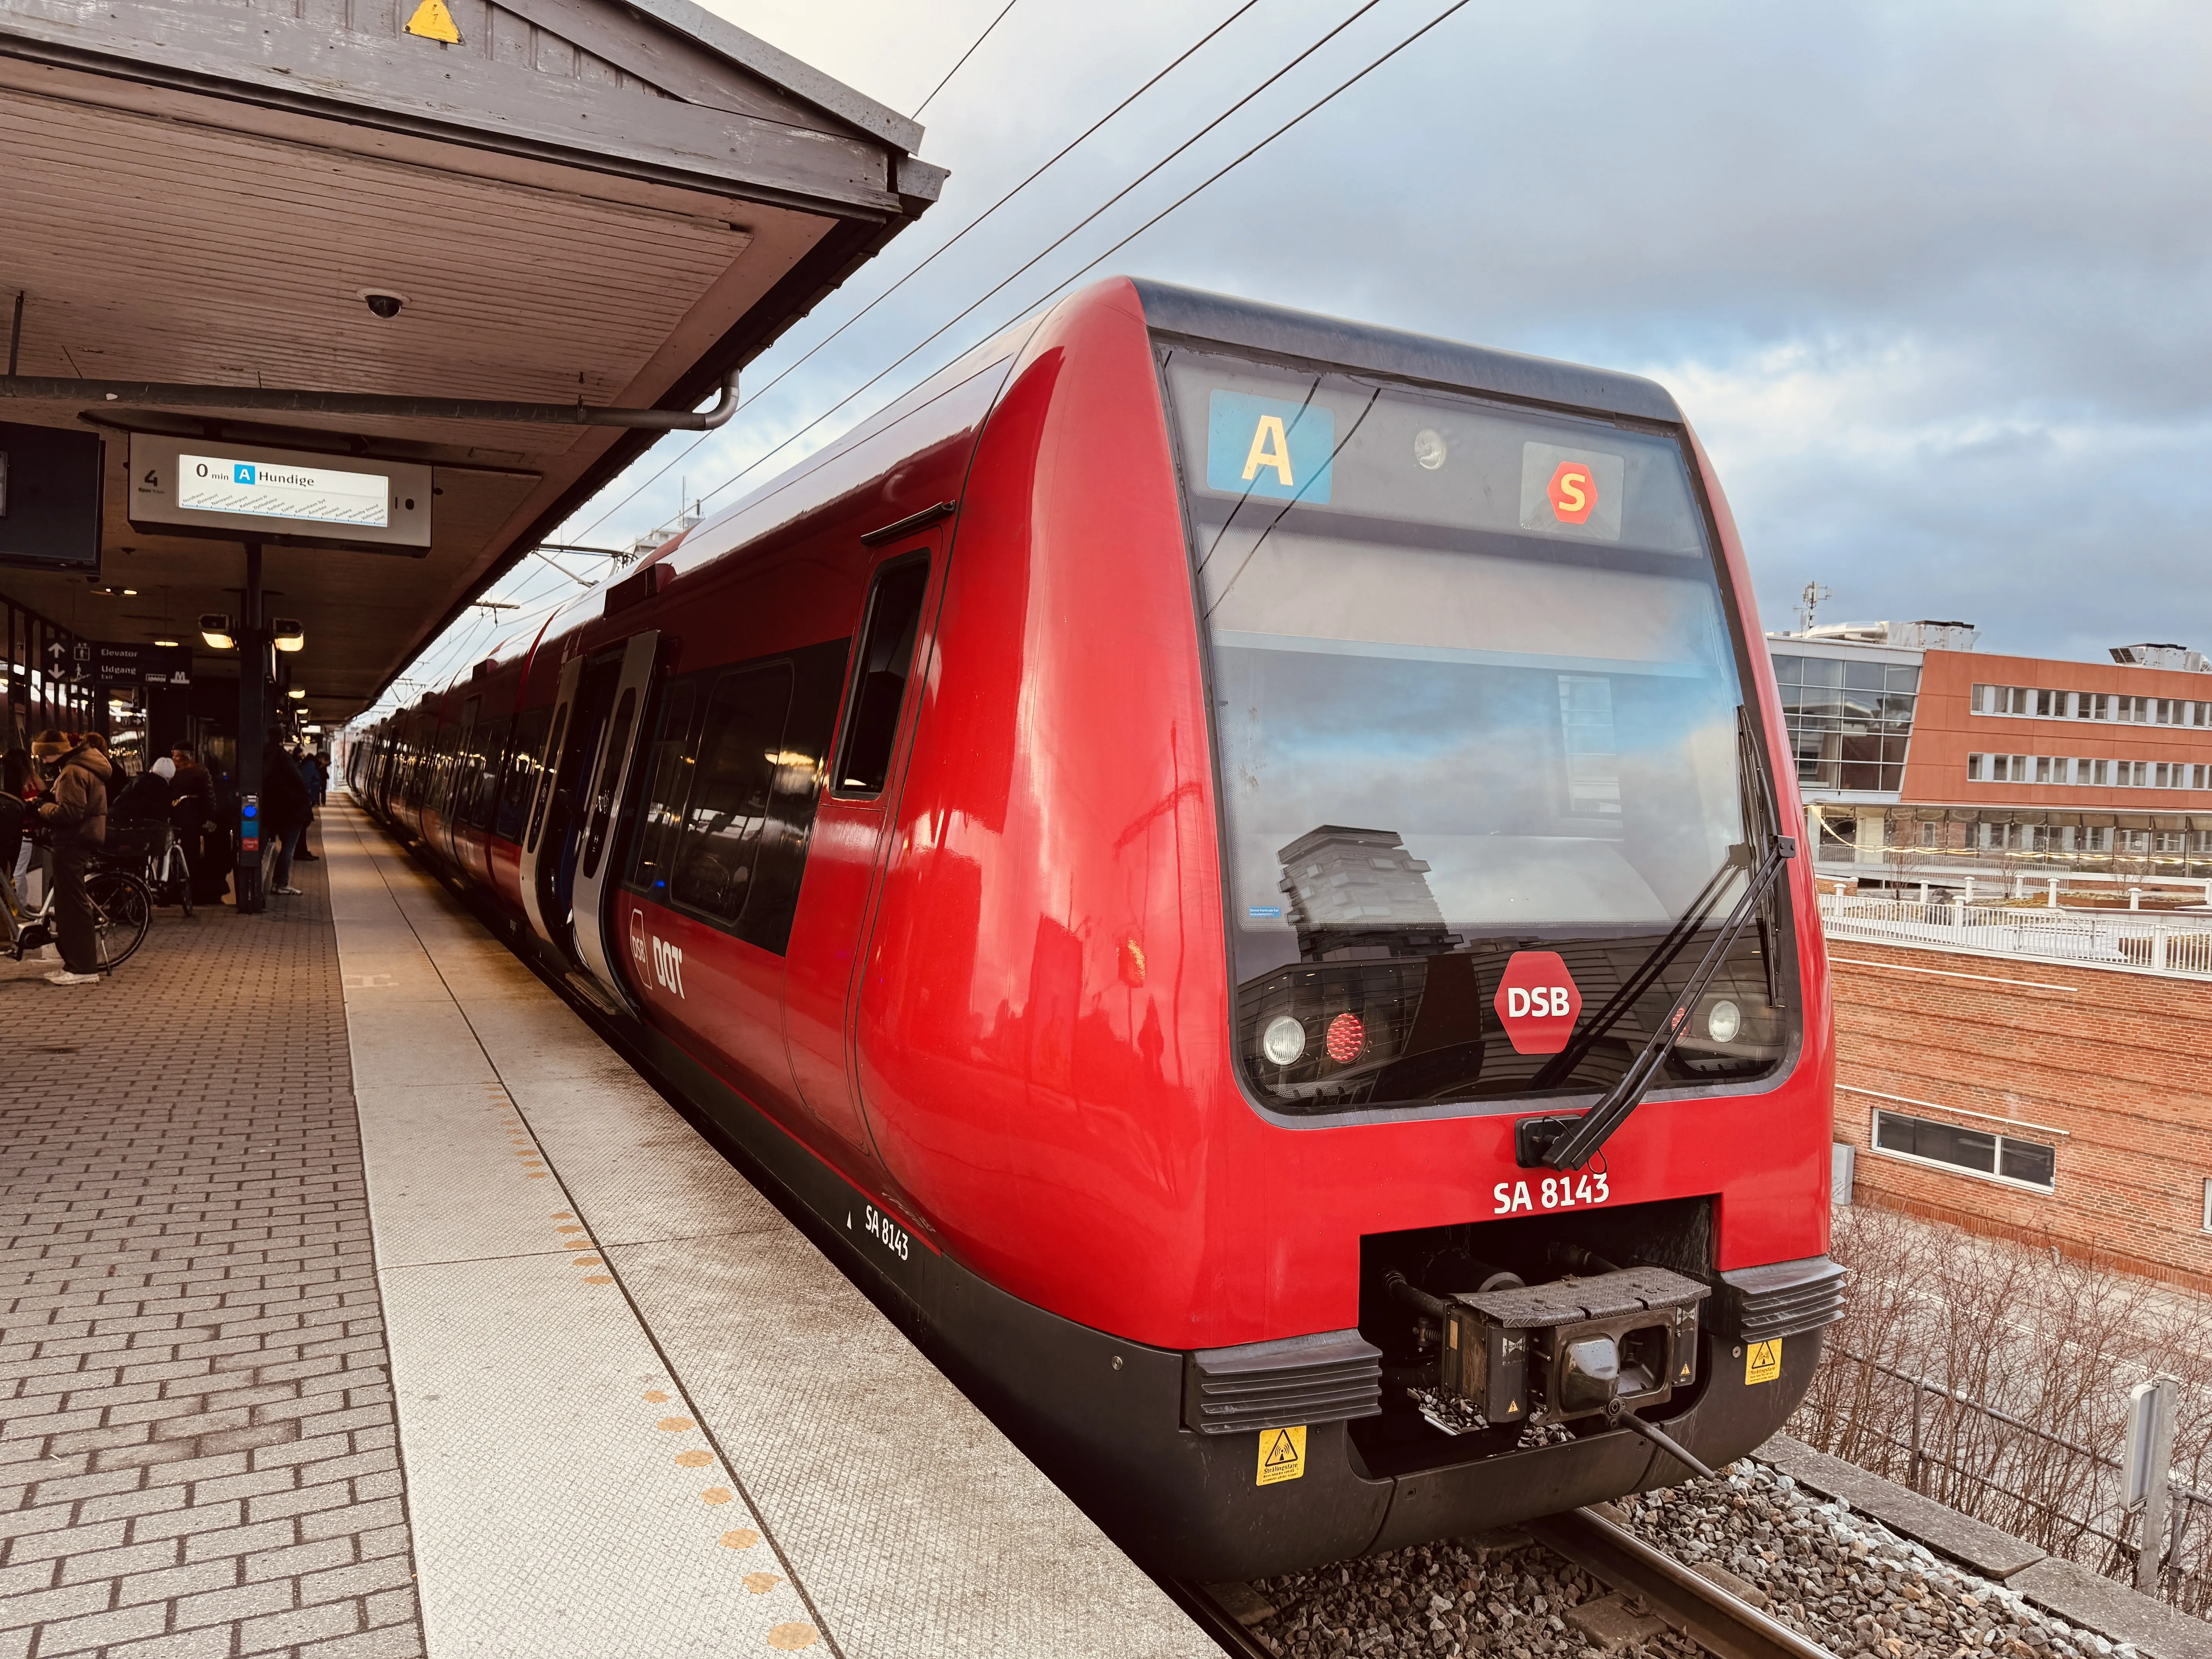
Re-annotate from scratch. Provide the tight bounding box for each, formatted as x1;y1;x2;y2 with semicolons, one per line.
1129;279;1684;427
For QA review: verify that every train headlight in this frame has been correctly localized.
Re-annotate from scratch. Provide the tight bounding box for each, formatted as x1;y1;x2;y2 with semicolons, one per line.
1261;1015;1307;1066
1705;999;1742;1044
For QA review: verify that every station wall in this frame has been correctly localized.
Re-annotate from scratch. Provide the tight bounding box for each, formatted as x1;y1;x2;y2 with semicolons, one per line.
1827;938;2212;1292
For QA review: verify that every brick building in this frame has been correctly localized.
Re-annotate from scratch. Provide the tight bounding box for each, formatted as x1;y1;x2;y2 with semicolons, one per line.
1772;625;2212;883
1828;934;2212;1291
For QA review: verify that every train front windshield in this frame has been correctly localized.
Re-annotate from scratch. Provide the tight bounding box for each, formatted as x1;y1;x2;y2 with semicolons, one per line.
1159;345;1790;1114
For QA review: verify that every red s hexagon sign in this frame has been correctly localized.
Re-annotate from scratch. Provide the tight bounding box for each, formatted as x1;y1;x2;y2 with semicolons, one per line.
1493;951;1582;1054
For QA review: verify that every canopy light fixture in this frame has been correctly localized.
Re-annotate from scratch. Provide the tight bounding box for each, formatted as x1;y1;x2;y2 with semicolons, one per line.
272;619;305;653
198;614;234;651
152;638;179;648
287;686;307;700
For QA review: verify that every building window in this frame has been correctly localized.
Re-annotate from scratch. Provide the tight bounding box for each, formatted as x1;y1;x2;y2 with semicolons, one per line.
2203;1178;2212;1233
2081;826;2112;852
2156;831;2186;854
1873;1109;2055;1192
1919;822;1940;847
2119;828;2150;854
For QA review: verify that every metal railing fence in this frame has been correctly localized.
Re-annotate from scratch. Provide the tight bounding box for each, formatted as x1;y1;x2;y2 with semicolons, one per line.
1790;1347;2212;1614
1819;893;2212;979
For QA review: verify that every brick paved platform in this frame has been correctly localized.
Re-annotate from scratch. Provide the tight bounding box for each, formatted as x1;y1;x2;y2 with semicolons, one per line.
0;827;426;1659
3;805;1206;1659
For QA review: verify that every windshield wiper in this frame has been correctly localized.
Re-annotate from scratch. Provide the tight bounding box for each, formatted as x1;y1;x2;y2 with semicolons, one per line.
1515;831;1796;1172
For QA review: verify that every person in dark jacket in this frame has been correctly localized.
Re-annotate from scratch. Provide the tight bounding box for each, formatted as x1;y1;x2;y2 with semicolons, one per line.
170;747;223;903
261;732;313;896
35;734;112;984
289;746;320;864
111;755;177;823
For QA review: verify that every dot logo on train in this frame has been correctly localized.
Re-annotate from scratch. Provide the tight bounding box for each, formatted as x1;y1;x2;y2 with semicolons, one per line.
1492;950;1583;1055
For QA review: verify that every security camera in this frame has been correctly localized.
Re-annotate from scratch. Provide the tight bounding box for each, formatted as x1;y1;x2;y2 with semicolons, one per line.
364;293;404;319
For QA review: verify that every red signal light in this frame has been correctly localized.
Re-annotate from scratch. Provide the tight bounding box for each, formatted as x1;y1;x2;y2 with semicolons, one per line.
1325;1012;1366;1064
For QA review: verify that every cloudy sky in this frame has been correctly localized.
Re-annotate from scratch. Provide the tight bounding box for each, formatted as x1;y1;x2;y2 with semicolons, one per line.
394;0;2212;701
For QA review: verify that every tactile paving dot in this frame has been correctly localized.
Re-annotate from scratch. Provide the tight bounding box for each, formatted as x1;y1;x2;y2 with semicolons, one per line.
744;1573;784;1594
675;1449;714;1468
657;1417;695;1432
702;1487;735;1505
720;1530;759;1550
766;1625;819;1651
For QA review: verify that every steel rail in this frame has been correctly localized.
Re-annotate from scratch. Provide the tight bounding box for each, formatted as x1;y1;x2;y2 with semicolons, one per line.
1158;1578;1278;1659
1526;1506;1841;1659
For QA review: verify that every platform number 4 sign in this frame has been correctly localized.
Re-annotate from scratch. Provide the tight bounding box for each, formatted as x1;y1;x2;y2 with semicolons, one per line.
1745;1340;1783;1386
1256;1424;1306;1486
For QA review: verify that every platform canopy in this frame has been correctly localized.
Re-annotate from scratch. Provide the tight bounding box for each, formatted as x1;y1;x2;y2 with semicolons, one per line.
0;0;943;724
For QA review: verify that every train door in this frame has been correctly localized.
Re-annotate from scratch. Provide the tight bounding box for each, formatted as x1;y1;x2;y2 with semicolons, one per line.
528;647;625;962
570;632;658;1008
783;545;938;1162
440;696;480;869
517;657;581;945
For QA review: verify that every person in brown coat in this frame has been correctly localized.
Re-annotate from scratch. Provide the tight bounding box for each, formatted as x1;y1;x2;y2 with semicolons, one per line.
35;734;112;984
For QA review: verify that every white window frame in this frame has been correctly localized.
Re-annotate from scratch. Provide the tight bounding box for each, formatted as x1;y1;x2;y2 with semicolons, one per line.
1870;1108;2056;1195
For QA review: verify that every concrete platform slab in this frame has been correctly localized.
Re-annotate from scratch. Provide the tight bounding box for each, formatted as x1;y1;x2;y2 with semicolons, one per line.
1757;1432;2047;1580
327;803;1210;1659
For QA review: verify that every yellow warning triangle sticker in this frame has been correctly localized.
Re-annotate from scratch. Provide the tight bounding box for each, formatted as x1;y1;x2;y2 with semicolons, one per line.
1255;1424;1306;1486
406;0;462;43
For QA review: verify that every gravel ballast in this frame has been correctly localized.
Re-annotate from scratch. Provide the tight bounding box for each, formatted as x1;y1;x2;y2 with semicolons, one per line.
1247;1459;2146;1659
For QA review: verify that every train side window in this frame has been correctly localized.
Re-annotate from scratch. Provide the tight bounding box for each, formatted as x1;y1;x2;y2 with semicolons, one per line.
629;678;701;901
738;639;850;955
833;555;929;796
670;665;795;926
467;715;510;830
496;705;550;843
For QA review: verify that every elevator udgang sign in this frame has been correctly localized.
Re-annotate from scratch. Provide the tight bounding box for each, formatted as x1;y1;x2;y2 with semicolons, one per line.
1493;951;1582;1055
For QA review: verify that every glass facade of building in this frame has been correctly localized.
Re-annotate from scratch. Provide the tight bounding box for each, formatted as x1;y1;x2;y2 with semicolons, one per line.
1772;652;1920;793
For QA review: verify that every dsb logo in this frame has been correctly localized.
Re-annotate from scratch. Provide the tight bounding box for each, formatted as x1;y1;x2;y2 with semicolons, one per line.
1493;951;1582;1055
1503;985;1572;1018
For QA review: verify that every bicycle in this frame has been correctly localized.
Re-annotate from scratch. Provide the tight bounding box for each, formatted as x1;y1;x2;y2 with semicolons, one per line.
0;831;153;972
108;817;194;918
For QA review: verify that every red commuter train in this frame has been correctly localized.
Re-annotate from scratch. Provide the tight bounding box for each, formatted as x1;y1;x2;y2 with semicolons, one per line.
348;278;1841;1580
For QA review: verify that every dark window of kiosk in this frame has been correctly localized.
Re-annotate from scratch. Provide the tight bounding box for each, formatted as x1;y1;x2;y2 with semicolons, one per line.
835;557;929;795
670;666;794;926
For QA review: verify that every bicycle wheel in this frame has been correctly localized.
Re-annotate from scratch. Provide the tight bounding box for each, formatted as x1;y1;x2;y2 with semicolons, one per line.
84;868;152;969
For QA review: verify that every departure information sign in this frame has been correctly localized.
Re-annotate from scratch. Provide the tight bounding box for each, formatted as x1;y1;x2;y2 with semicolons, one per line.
177;454;389;529
126;433;432;554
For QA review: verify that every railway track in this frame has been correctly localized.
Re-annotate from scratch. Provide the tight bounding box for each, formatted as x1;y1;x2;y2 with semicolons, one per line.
1171;1504;1842;1659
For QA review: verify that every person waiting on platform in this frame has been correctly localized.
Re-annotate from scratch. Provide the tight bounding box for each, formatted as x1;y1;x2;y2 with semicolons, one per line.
170;746;222;905
261;731;313;896
34;731;112;986
289;745;321;864
111;755;177;822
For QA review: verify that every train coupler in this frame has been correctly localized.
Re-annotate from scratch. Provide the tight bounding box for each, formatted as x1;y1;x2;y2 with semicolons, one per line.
1390;1264;1709;1434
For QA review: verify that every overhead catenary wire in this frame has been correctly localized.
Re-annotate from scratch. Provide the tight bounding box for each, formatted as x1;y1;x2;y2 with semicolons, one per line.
664;0;1475;524
568;0;1262;547
381;0;1476;724
914;0;1021;118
